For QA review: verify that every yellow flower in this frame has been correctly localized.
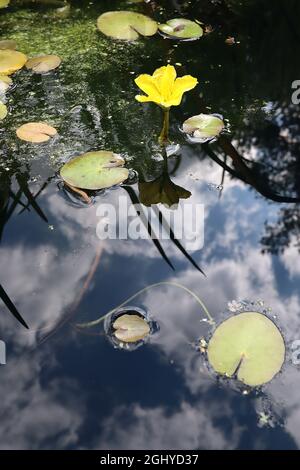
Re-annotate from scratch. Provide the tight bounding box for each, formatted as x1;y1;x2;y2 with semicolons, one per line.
135;64;198;108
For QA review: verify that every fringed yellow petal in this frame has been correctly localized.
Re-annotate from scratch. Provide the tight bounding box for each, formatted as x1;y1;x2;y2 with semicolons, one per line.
135;94;154;103
171;75;198;105
134;74;161;102
153;65;177;100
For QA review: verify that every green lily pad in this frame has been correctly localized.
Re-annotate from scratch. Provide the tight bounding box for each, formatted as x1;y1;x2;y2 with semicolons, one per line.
182;113;224;142
26;55;61;73
0;101;7;120
97;11;158;41
113;314;150;343
0;39;17;50
158;19;203;40
207;312;285;387
60;151;129;190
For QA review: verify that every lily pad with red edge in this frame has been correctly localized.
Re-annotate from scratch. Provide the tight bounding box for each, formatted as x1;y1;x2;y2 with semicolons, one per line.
97;11;158;41
158;19;203;40
60;151;129;191
207;312;285;387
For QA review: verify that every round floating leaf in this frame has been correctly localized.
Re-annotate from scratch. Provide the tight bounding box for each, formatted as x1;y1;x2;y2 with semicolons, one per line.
113;314;150;343
158;18;203;40
0;50;27;75
182;113;224;143
0;39;17;50
0;74;12;92
0;101;7;120
97;11;158;41
26;55;61;73
0;0;10;8
207;312;285;387
16;122;57;143
60;151;129;190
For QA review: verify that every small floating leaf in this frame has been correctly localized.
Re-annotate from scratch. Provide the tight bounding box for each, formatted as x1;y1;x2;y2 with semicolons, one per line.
97;11;158;41
0;39;17;50
16;122;57;143
225;36;236;45
158;18;203;40
0;101;7;120
0;50;27;75
182;113;224;143
0;74;12;92
207;312;285;387
26;55;61;73
113;314;150;343
60;151;129;190
0;0;10;8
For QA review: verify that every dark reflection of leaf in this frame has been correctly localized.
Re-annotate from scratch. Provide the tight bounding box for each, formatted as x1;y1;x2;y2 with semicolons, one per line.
0;173;49;329
124;181;205;276
153;204;206;276
0;284;29;329
18;181;48;215
16;175;48;223
139;173;191;207
217;136;300;204
124;185;175;271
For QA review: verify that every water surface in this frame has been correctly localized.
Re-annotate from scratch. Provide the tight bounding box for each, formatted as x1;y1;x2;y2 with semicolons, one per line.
1;0;300;450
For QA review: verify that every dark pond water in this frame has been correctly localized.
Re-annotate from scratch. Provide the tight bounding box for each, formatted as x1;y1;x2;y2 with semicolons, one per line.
1;0;300;450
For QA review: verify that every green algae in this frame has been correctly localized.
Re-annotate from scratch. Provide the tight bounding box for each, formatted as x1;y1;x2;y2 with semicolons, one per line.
0;6;159;176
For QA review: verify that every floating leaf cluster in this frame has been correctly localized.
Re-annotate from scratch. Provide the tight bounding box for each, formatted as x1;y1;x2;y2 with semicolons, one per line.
97;11;158;41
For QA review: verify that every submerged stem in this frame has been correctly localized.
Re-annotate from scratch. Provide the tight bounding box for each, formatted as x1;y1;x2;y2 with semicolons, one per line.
158;108;170;145
75;281;214;329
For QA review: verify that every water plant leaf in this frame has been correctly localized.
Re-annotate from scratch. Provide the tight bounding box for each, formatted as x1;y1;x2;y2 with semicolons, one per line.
26;55;61;73
113;314;150;343
158;19;203;40
97;11;158;41
0;0;10;8
0;39;17;50
0;50;27;75
16;122;57;143
60;151;129;190
0;101;7;120
183;113;224;143
0;283;29;329
0;75;12;93
207;312;285;386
